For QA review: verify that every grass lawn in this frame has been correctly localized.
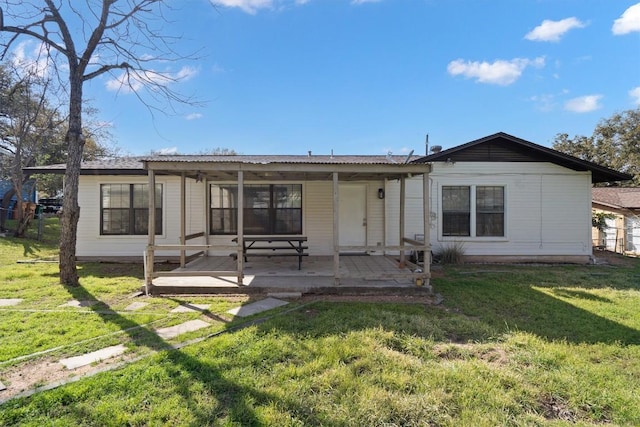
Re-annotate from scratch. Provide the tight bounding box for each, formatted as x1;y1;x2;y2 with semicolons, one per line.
1;218;639;426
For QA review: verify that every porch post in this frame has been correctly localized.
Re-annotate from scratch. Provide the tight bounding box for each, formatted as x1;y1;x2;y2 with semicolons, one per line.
146;169;156;289
237;170;244;285
180;172;186;268
204;177;210;249
399;174;406;267
423;172;431;268
333;172;340;286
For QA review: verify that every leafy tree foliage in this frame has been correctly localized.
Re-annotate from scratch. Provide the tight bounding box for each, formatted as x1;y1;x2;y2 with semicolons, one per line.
553;107;640;185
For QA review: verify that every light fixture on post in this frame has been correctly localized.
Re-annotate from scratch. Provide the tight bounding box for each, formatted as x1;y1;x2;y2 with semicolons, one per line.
378;188;385;199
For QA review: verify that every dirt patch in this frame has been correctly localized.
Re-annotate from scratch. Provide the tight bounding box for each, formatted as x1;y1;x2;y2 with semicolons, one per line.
592;250;638;267
432;343;509;366
538;395;577;422
299;295;438;304
0;351;140;402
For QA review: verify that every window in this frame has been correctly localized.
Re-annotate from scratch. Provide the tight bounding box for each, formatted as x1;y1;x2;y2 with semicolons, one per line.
210;184;302;235
476;186;504;237
442;185;504;237
101;184;162;235
442;186;470;236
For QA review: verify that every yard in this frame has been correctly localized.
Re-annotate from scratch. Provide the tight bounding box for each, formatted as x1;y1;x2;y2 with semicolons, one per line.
1;218;639;426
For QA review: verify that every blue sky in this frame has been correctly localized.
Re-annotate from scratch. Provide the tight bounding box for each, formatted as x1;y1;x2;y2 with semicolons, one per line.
13;0;640;156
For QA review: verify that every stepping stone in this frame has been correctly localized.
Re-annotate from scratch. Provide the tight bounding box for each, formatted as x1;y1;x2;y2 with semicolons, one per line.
155;319;210;340
0;381;6;391
59;300;97;308
0;298;23;307
124;301;148;311
59;344;127;370
227;297;289;318
170;303;210;313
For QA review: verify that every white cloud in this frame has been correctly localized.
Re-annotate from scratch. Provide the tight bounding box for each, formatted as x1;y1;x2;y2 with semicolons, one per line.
156;147;179;155
612;3;640;35
185;113;203;120
630;86;640;105
211;0;273;14
447;57;545;86
564;95;603;113
525;17;587;42
11;41;53;79
352;0;381;4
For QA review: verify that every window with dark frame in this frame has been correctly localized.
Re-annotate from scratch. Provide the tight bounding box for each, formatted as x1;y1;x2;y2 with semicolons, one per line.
101;184;162;235
442;185;504;237
476;186;504;237
442;186;471;236
210;184;302;235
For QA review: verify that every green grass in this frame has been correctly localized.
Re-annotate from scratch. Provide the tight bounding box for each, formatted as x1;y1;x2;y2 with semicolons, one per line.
1;221;639;425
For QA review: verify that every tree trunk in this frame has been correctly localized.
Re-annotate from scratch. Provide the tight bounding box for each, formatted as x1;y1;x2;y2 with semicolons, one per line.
58;73;84;286
0;189;16;232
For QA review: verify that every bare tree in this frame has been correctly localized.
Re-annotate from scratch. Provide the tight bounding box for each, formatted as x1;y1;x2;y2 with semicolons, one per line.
0;61;65;234
0;1;196;285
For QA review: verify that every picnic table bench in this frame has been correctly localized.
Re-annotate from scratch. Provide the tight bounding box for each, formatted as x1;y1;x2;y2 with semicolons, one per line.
232;236;308;270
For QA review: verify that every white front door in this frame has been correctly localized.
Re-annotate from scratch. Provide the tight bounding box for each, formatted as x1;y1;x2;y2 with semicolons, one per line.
339;184;367;249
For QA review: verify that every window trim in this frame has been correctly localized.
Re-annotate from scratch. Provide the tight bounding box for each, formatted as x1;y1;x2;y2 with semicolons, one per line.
438;183;508;242
99;182;164;237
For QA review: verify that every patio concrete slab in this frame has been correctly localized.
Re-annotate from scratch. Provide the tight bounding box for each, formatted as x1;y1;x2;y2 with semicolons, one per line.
155;319;210;340
170;303;210;313
124;301;148;311
0;298;23;307
59;344;127;370
59;300;98;308
227;297;289;318
267;292;302;299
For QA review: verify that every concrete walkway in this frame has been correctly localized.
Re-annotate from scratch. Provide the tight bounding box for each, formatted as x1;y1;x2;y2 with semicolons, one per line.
60;345;127;370
155;319;211;340
0;298;23;307
227;297;289;317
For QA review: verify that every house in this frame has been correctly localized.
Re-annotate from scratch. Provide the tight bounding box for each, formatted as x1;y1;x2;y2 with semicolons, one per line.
592;187;640;254
404;132;632;263
26;132;630;294
27;155;432;293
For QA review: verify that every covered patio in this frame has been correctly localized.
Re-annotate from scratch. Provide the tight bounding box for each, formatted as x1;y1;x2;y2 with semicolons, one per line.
142;155;432;295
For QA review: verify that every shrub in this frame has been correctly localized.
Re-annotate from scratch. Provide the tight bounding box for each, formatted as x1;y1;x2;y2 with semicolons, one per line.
436;242;465;264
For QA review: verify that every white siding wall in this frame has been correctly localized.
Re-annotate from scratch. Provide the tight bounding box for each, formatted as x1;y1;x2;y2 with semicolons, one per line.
385;162;592;258
78;176;390;258
384;178;427;248
77;175;184;257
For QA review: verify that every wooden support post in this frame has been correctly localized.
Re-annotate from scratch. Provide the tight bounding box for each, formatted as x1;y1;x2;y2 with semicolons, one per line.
333;172;340;286
146;169;156;288
237;170;244;284
399;174;406;267
423;171;431;269
180;172;186;268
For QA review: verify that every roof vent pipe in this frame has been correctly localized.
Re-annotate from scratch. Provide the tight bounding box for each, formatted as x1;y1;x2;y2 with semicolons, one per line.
308;150;312;157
